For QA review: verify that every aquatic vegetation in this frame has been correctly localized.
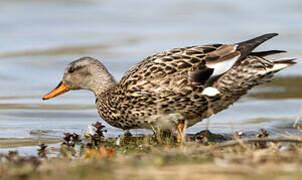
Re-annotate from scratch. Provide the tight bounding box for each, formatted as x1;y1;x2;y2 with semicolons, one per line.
1;123;302;179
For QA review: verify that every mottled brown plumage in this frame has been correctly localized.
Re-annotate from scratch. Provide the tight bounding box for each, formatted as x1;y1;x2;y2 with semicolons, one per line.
43;33;296;132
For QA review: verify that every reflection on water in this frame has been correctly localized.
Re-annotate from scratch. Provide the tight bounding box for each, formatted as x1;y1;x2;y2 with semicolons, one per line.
0;0;301;155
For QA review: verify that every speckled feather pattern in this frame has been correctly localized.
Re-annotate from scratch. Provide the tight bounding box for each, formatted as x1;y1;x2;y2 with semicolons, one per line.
95;43;293;130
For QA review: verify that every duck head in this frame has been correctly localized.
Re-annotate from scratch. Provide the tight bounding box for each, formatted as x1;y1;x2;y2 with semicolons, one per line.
42;57;116;100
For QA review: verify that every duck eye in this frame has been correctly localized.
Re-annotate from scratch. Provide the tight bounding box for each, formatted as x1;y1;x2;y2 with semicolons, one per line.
68;66;83;73
68;67;75;73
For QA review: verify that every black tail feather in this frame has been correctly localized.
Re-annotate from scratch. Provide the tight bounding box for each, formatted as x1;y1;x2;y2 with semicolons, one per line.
250;50;286;57
237;33;279;59
273;58;297;65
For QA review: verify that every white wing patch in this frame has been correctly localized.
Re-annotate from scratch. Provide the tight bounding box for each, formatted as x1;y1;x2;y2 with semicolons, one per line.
207;55;240;76
202;87;221;97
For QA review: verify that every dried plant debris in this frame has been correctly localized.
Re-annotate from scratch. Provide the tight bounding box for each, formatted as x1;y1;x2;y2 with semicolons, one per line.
83;121;108;149
58;121;113;158
1;126;302;179
87;122;107;147
256;129;270;148
62;133;81;147
37;144;48;158
0;151;41;169
60;133;82;157
257;129;270;138
93;121;107;137
194;130;227;144
84;147;115;159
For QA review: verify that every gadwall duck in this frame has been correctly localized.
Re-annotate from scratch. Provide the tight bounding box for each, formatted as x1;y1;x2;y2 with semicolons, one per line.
43;33;296;142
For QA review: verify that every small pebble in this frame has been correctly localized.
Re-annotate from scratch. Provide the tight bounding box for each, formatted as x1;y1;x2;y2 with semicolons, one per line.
279;145;293;151
116;137;120;146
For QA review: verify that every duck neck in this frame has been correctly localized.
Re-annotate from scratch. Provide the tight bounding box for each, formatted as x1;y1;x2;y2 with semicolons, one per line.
89;70;117;96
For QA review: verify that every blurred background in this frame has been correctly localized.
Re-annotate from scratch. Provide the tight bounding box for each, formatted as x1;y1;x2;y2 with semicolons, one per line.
0;0;301;154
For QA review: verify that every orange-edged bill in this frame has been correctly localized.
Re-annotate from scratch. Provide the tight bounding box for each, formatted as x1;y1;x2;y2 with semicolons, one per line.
42;81;70;100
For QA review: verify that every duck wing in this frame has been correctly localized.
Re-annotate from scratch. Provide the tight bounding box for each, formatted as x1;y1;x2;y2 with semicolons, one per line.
120;33;279;94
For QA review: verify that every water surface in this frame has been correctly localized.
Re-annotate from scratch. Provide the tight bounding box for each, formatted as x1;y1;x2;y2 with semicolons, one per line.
0;0;302;155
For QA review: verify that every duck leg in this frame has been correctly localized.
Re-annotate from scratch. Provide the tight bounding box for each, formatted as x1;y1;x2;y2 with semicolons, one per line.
177;121;185;143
